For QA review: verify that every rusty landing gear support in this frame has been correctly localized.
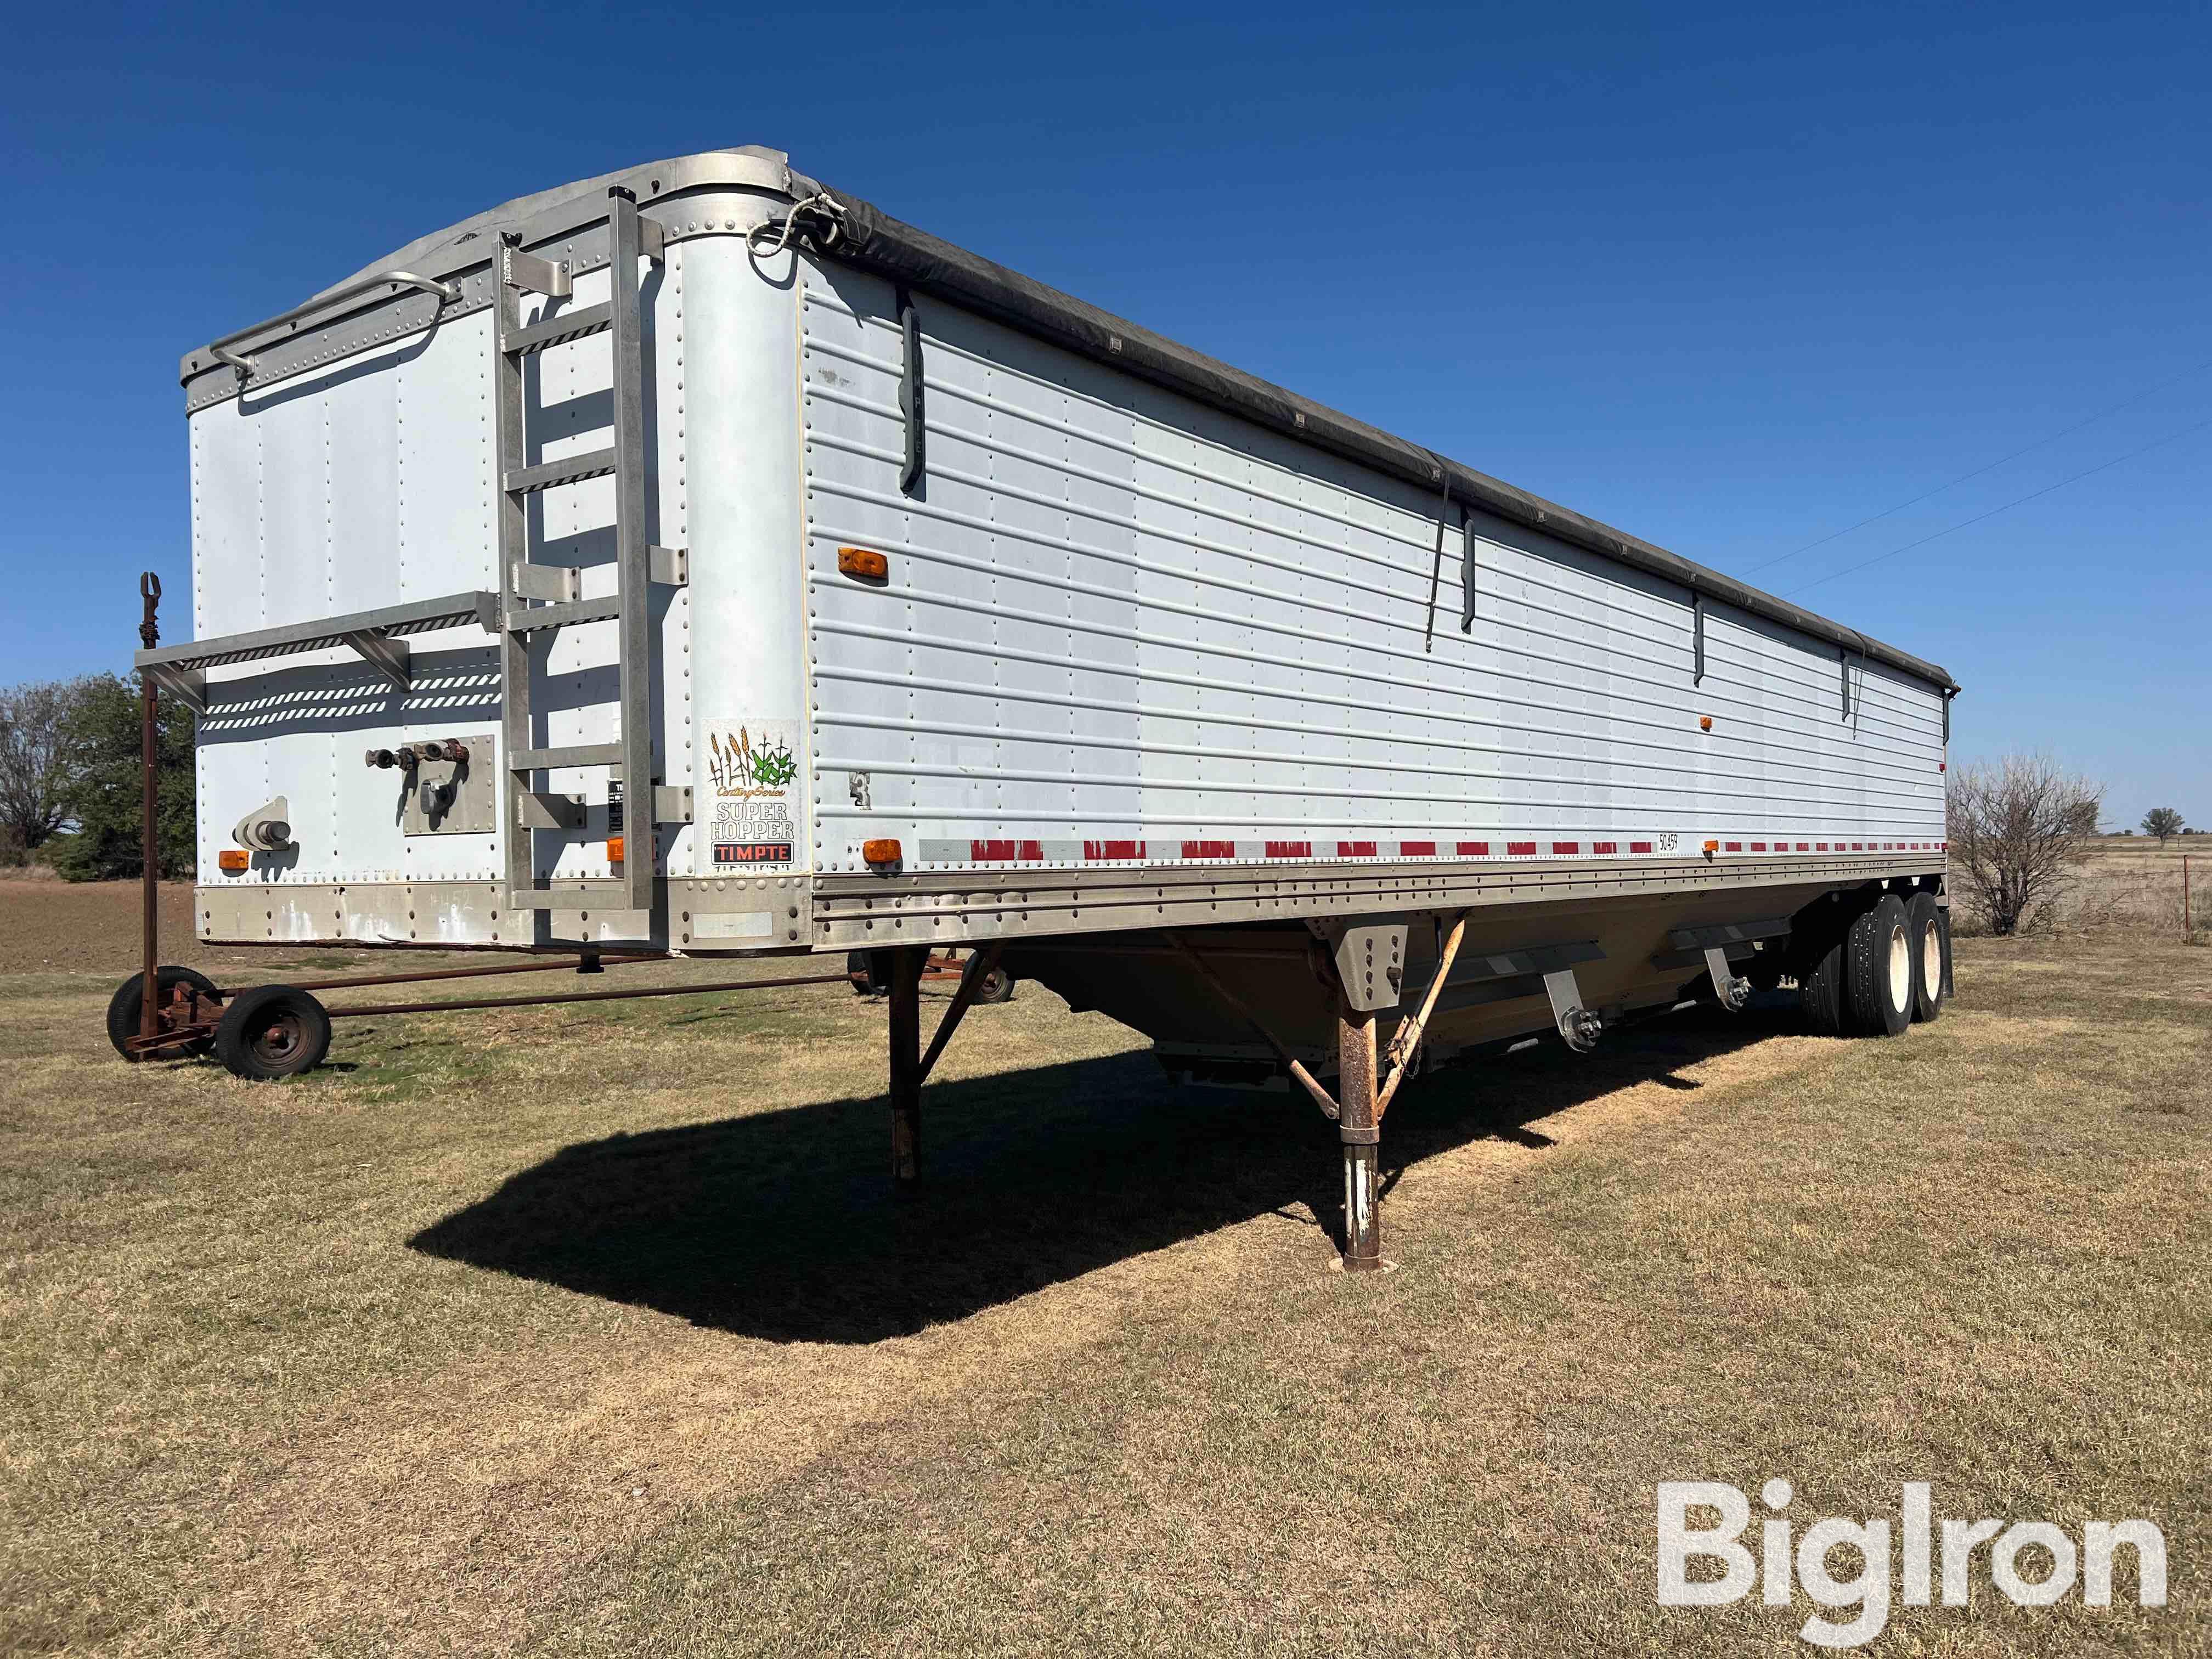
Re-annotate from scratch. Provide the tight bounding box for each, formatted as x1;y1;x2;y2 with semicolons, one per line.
885;941;1007;1191
1336;997;1384;1271
1170;917;1447;1271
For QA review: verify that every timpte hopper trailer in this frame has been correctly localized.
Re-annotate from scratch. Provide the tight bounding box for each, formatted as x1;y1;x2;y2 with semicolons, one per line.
126;146;1958;1267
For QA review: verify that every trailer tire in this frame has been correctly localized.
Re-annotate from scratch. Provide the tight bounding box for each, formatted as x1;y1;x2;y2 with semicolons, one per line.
213;985;331;1081
1798;932;1852;1035
1845;894;1914;1037
1906;893;1946;1023
971;964;1017;1004
106;966;222;1061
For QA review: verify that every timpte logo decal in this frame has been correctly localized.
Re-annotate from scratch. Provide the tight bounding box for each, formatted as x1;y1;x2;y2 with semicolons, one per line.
707;721;801;868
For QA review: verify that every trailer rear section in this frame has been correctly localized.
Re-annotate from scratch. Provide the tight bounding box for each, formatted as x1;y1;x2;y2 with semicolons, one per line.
133;145;1958;1267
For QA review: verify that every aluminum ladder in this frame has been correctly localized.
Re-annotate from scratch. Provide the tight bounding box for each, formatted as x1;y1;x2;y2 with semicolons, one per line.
492;186;688;925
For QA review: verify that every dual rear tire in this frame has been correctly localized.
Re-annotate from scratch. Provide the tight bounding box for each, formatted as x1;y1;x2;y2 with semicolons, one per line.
1800;890;1948;1036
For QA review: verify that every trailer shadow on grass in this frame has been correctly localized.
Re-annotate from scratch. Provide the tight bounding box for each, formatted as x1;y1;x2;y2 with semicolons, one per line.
408;1010;1787;1344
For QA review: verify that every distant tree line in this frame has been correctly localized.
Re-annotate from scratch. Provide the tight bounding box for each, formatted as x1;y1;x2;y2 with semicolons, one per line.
0;676;195;880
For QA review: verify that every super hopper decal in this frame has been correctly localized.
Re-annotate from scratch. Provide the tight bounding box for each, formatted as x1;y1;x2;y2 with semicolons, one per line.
705;719;806;869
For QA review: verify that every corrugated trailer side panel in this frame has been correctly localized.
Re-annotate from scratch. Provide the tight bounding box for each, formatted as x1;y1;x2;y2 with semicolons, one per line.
798;264;1945;877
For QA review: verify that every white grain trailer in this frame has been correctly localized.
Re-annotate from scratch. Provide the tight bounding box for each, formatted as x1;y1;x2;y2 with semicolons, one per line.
135;145;1956;1267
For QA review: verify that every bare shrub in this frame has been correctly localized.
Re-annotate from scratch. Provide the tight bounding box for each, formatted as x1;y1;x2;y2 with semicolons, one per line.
1946;755;2104;936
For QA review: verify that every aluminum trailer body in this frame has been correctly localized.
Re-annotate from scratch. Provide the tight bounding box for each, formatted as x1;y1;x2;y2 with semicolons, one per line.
157;147;1955;1178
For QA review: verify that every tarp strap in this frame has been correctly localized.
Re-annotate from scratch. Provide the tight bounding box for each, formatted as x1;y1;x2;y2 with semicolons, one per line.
896;286;925;496
1423;477;1452;654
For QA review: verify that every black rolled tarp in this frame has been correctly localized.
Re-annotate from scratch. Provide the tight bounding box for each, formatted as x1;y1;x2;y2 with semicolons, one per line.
794;179;1956;693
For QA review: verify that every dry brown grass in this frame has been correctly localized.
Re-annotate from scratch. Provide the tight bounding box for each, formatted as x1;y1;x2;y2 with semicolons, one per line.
1958;836;2210;940
2;884;2207;1656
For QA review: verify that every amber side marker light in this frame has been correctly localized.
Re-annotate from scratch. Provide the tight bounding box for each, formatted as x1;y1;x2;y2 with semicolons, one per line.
862;838;902;866
1702;839;1720;855
218;849;250;873
837;546;890;582
1699;715;1713;731
606;837;625;865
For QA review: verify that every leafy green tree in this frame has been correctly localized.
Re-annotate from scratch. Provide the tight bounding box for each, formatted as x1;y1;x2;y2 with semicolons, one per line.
49;674;196;881
2142;806;2185;845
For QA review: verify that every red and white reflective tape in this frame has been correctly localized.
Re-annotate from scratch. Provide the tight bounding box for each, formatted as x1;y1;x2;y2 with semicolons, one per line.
911;835;1946;867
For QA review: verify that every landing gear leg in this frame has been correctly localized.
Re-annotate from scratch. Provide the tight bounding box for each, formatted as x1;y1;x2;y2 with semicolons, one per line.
1337;994;1383;1271
886;945;927;1189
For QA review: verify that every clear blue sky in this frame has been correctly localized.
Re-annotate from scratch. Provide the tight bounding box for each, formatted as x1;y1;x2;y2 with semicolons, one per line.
3;1;2204;828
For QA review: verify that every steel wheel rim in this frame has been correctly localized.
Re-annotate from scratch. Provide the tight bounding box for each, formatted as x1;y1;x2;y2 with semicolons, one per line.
1921;920;1942;1001
250;1010;305;1066
1887;925;1911;1011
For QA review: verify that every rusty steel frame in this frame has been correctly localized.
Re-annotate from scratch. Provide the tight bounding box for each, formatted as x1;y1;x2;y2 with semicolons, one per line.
1336;992;1383;1271
1375;910;1471;1119
323;969;851;1018
139;574;163;1048
288;953;667;991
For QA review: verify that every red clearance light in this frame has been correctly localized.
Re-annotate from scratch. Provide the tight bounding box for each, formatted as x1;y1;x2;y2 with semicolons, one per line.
862;838;902;865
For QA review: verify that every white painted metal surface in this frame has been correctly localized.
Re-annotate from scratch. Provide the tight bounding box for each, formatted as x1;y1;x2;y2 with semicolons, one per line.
176;160;1947;953
795;266;1946;879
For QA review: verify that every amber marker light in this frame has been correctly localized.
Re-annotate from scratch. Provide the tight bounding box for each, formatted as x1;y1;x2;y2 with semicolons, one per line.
606;837;625;864
218;849;250;872
862;838;902;866
1699;715;1713;731
837;546;890;582
1702;839;1720;854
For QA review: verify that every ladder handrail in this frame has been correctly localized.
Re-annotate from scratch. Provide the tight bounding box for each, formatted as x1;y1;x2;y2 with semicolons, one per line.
206;270;462;380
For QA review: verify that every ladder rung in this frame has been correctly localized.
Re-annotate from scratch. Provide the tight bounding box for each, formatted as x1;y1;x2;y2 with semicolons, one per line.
511;743;625;772
505;302;612;358
507;594;624;634
505;449;617;496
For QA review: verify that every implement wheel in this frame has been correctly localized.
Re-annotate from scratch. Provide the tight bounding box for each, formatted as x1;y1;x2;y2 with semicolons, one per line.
106;966;221;1062
213;985;332;1081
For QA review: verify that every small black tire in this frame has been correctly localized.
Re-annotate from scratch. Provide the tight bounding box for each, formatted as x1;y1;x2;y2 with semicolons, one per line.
1799;930;1852;1035
971;964;1017;1005
106;966;222;1061
213;985;331;1081
1906;892;1946;1023
1845;894;1913;1037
